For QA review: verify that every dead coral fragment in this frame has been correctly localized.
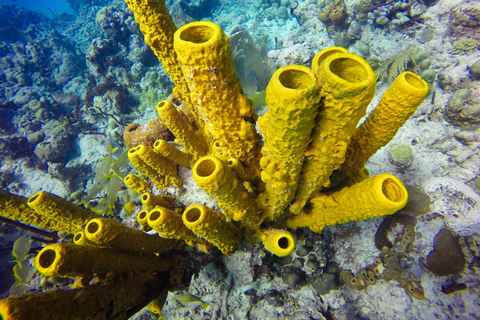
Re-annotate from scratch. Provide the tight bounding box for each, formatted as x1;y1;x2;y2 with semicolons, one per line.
318;0;347;26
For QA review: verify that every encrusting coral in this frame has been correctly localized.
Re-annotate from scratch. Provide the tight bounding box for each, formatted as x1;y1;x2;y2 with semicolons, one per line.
0;0;431;317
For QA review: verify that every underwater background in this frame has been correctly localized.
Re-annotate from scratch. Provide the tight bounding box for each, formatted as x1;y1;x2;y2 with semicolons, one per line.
0;0;479;319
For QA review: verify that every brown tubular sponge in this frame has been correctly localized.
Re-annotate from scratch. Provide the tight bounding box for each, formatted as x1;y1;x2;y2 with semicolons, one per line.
0;275;167;320
27;191;100;234
35;243;177;278
84;218;179;254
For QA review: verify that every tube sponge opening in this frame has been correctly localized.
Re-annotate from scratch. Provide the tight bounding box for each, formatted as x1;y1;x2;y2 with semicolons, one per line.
195;157;218;178
178;24;215;43
329;57;370;83
37;248;56;270
278;68;316;90
261;229;296;257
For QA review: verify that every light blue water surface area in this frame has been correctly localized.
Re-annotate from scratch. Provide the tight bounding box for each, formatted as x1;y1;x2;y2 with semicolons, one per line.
0;0;73;17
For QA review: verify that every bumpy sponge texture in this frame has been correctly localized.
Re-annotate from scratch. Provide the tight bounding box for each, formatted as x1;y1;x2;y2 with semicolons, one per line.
285;173;408;233
290;53;376;214
341;71;429;181
174;21;259;166
258;65;320;220
193;156;259;229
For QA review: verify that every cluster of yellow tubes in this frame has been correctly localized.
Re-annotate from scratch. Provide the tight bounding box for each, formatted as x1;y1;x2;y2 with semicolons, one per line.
119;0;428;259
0;0;431;317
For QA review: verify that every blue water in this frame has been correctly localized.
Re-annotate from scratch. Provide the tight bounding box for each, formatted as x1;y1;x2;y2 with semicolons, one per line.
0;0;73;17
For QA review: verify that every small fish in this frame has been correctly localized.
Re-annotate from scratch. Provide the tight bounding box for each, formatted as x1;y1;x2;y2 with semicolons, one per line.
12;236;31;262
175;293;210;311
252;90;266;109
0;26;32;43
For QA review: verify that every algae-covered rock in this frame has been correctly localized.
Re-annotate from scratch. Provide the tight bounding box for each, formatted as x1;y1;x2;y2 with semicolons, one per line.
445;88;480;125
425;229;465;276
388;144;413;169
469;60;480;79
123;117;174;149
421;69;436;83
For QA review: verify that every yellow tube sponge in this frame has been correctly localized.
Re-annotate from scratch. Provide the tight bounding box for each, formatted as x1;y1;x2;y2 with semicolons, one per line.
285;173;408;233
123;0;196;119
85;218;178;255
227;158;258;182
173;21;259;166
124;174;150;194
341;71;429;180
0;277;154;320
0;191;71;233
290;52;377;214
183;205;241;255
193;156;259;229
257;65;321;220
27;191;100;234
261;228;296;257
128;144;182;188
73;231;95;246
141;192;175;210
35;243;176;278
147;207;200;246
156;100;208;161
137;209;152;232
154;139;193;167
311;46;349;72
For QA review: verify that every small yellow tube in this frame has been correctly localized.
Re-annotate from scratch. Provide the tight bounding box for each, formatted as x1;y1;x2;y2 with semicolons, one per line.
140;192;175;210
285;173;408;233
341;71;429;181
183;205;241;255
193;156;259;229
156;100;208;161
128;144;181;188
154;139;193;167
35;243;176;278
147;207;199;245
128;146;166;189
136;209;152;232
27;191;100;234
124;174;150;194
261;228;296;257
72;231;95;246
227;158;258;182
84;218;178;255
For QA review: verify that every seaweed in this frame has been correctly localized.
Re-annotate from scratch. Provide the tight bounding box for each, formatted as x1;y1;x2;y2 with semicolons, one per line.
375;45;417;83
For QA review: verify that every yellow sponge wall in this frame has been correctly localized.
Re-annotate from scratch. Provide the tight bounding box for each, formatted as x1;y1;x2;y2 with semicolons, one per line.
257;65;320;220
193;156;259;229
285;173;408;233
290;53;377;214
173;21;258;166
27;191;100;234
183;205;241;254
35;243;175;278
123;0;195;117
341;71;429;180
84;218;178;255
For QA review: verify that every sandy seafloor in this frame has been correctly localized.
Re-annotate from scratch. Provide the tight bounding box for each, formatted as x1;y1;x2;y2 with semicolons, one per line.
0;0;480;319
